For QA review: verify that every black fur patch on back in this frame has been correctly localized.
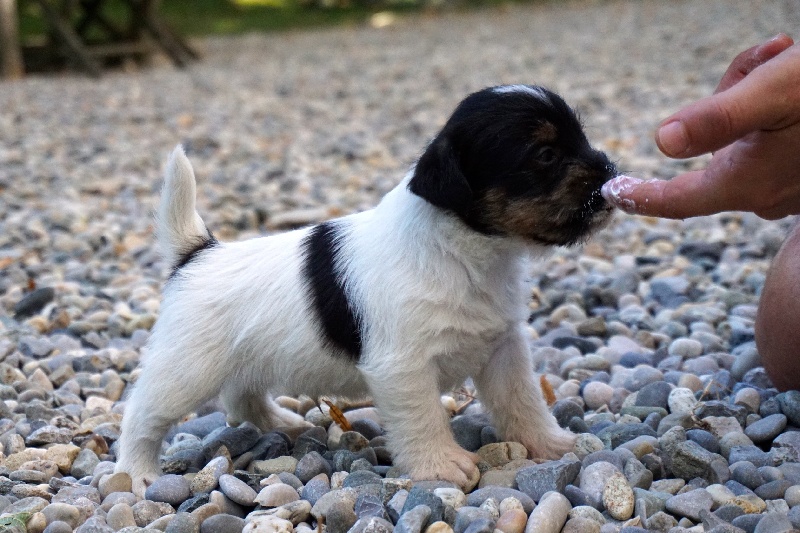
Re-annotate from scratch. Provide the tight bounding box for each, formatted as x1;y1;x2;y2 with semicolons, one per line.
169;232;219;280
302;221;362;361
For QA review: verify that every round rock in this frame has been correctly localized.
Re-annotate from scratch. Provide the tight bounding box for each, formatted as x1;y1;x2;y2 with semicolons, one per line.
745;414;787;444
218;474;257;506
144;474;192;507
254;482;300;508
602;472;634;520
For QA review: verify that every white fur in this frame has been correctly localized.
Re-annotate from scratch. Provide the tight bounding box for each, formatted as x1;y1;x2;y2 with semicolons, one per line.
116;147;575;496
156;147;211;267
493;84;549;101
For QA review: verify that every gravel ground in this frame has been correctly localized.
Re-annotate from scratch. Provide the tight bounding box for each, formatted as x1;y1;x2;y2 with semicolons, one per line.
2;0;800;532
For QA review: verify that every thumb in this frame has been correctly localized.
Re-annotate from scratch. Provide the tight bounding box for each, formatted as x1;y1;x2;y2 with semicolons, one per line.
601;173;730;219
656;44;800;158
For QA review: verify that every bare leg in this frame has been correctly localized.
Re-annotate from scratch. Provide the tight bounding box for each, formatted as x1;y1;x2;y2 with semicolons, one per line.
756;217;800;392
474;325;575;460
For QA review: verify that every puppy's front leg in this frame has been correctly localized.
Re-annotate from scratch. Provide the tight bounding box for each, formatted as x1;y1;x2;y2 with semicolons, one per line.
474;325;576;460
362;363;480;490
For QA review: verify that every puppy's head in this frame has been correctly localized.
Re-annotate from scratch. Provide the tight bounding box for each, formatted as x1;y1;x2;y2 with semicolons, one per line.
409;85;616;246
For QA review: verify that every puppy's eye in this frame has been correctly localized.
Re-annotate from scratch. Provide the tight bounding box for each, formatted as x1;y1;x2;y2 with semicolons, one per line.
535;146;557;164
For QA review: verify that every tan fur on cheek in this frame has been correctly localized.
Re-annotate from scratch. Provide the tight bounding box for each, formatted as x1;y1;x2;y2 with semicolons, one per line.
476;166;610;244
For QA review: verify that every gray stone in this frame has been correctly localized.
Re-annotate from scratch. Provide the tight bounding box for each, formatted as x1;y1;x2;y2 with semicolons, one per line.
132;500;177;527
753;512;793;533
144;474;192;507
401;486;444;523
516;459;581;501
106;503;137;530
551;401;584;429
597;423;657;448
665;489;714;521
452;414;492;452
301;477;330;506
43;522;73;533
686;429;720;454
624;367;664;392
463;517;496;533
395;504;431;533
466;487;535;513
778;391;800;427
201;424;260;462
355;493;388;520
754;479;792;500
772;432;800;464
163;512;199;533
327;500;359;533
732;513;764;532
75;517;114;533
728;445;774;467
349;516;396;533
669;440;731;484
200;514;246;533
745;414;787;443
71;449;101;479
732;461;765;490
294;450;332;483
218;474;257;506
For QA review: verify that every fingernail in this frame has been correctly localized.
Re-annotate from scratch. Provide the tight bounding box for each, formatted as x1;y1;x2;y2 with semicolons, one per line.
657;121;689;156
601;175;643;213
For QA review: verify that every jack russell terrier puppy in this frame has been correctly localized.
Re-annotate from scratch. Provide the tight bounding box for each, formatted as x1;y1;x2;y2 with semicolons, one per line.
116;84;617;496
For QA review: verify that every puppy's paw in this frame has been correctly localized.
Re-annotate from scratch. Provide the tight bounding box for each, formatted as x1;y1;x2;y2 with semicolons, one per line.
270;406;313;429
408;447;481;492
130;471;160;499
519;426;577;461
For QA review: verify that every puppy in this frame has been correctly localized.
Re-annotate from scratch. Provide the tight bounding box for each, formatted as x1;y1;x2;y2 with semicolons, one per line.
116;84;616;496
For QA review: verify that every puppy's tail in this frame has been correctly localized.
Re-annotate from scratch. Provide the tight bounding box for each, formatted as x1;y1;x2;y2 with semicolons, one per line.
157;146;216;272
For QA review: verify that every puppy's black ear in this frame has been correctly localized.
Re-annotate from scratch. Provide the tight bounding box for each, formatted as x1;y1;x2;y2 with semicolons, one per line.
408;137;472;217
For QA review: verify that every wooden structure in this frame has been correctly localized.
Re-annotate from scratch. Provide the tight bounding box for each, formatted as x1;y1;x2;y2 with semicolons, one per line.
1;0;198;78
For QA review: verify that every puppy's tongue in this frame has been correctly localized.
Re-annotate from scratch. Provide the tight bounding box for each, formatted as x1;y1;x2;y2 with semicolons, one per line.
601;175;643;213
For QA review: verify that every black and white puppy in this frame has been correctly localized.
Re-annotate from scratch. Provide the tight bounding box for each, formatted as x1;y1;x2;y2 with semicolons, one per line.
116;84;616;496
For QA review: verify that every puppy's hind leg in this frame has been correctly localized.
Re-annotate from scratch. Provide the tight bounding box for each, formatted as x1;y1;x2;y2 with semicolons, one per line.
475;325;576;460
220;385;309;430
116;345;228;497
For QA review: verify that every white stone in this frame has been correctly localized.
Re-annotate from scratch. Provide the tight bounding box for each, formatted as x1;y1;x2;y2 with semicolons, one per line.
667;388;697;415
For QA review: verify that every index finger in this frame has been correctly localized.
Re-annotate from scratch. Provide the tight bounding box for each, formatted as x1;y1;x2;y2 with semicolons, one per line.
602;172;733;219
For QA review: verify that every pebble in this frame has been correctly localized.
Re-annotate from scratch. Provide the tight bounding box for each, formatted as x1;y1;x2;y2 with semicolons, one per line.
583;382;614;410
214;474;255;506
495;509;528;533
603;472;634;520
745;414;787;443
395;504;431;533
525;492;571;533
144;474;192;507
200;514;246;533
190;456;231;494
669;338;704;358
665;489;714;521
516;459;581;502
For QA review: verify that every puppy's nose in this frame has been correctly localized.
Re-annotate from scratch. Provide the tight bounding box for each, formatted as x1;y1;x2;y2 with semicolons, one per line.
604;163;616;175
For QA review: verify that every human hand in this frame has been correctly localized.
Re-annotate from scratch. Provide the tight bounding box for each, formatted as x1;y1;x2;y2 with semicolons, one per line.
602;34;800;220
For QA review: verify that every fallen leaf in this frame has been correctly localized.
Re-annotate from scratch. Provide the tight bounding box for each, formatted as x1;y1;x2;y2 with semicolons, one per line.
540;375;556;406
322;399;352;431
